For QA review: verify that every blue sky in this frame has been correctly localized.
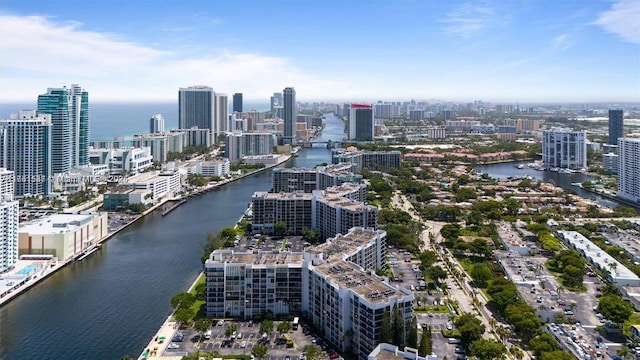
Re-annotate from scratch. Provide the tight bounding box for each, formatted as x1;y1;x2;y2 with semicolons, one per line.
0;0;639;103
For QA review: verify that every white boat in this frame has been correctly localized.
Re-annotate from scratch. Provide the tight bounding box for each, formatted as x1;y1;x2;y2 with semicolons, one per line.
516;164;525;169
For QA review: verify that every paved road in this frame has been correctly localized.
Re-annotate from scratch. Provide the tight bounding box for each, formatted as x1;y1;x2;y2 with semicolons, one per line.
390;193;524;360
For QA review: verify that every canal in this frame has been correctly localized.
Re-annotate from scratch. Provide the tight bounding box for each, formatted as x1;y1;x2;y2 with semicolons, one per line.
474;161;620;208
0;114;345;360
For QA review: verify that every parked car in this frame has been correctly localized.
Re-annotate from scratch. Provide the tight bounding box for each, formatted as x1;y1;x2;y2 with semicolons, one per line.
167;343;180;350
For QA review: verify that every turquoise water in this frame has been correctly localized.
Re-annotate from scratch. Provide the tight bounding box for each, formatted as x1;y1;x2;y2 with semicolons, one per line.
17;265;38;275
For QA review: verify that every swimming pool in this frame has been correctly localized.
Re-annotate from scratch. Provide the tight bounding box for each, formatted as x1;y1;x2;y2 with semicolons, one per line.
16;265;39;275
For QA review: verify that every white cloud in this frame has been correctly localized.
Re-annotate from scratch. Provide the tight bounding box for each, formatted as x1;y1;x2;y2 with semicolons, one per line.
594;0;640;44
551;33;573;51
440;2;496;38
0;14;345;102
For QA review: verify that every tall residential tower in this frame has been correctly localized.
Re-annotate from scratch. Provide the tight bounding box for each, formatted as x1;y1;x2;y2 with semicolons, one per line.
542;128;587;170
149;114;165;133
348;104;374;141
232;93;243;113
608;109;624;145
37;84;89;173
618;138;640;203
283;87;296;145
179;86;215;142
0;111;53;196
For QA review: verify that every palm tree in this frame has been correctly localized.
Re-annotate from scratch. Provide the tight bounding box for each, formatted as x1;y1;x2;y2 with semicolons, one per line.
608;262;619;277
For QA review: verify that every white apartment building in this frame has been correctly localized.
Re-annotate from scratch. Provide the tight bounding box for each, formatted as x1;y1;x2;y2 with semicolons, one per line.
618;138;640;203
205;227;413;359
542;128;587;170
602;153;619;174
0;168;15;197
0;195;19;273
197;159;231;177
252;183;375;237
225;132;277;163
89;147;153;174
18;213;108;262
0;110;53;196
121;170;181;201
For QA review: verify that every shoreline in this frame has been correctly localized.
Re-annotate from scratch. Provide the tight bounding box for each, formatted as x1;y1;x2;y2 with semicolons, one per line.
138;203;254;360
137;272;204;360
572;183;640;210
0;153;292;309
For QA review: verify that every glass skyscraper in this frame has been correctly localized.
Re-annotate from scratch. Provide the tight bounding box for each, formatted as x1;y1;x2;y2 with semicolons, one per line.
37;84;89;174
283;87;296;145
608;109;624;145
232;93;243;113
179;86;215;143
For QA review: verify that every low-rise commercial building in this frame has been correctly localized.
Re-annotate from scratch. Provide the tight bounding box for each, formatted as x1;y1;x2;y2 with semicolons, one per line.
368;343;439;360
557;231;640;287
18;213;108;262
89;147;153;174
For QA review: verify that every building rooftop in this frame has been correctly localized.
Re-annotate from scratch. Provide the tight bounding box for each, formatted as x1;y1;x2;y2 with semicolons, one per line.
558;231;640;284
124;171;177;184
20;213;96;235
211;250;304;266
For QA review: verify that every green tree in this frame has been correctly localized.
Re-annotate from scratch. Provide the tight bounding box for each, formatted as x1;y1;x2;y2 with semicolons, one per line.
510;346;524;360
252;344;268;360
470;263;493;288
277;321;292;335
187;173;208;187
529;333;559;357
597;294;633;326
302;345;322;360
418;325;432;356
201;231;223;264
454;313;485;346
471;339;506;360
259;320;274;335
392;304;405;347
302;227;322;244
171;292;196;309
427;265;447;285
219;227;237;247
440;224;461;240
225;324;238;337
406;317;418;348
194;318;212;338
274;221;288;236
380;310;392;344
174;308;194;325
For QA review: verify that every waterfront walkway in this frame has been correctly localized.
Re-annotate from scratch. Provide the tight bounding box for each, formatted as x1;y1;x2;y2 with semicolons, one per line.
138;273;203;360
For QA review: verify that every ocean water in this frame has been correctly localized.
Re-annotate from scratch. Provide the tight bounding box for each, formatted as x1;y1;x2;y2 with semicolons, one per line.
0;102;269;140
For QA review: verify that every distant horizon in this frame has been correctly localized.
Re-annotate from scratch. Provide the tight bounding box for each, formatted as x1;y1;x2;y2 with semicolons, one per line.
1;99;639;106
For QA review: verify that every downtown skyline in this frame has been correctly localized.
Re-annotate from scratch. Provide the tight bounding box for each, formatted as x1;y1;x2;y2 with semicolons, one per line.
0;0;639;103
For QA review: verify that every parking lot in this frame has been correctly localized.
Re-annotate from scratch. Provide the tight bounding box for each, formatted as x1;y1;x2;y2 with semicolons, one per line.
163;320;337;359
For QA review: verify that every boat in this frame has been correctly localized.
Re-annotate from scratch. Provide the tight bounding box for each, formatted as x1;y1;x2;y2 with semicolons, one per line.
558;168;572;174
516;164;525;169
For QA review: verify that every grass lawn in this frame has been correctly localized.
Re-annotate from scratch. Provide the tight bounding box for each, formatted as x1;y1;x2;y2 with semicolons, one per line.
171;273;207;322
414;305;451;314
